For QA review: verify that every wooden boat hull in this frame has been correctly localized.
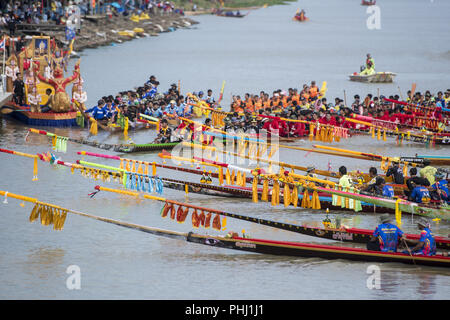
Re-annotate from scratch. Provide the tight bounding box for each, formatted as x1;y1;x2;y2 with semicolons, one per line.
186;234;450;268
349;72;396;83
115;142;181;153
8;104;79;127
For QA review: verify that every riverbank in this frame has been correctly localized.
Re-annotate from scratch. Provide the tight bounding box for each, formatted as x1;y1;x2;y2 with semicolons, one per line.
0;12;198;56
175;0;297;12
72;13;199;52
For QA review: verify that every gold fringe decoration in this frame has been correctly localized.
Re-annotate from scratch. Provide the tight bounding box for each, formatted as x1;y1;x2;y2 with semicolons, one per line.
252;176;259;203
218;167;224;185
301;189;310;208
261;178;269;202
283;183;290;207
292;185;298;207
225;168;231;185
403;162;408;177
311;190;321;210
395;198;402;227
271;179;280;206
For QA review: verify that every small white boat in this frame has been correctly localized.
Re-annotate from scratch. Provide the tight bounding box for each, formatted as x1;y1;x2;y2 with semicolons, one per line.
349;72;396;83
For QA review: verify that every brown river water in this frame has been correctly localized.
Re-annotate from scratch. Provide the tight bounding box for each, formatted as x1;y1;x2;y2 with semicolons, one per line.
0;0;449;299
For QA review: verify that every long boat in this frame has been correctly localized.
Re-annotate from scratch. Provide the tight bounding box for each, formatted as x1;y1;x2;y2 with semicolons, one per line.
27;128;181;153
186;233;450;268
117;181;450;250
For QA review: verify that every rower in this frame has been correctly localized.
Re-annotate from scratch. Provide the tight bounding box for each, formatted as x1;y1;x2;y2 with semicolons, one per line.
362;176;386;196
419;160;437;186
85;99;108;121
405;167;430;197
361;167;378;190
367;214;406;252
338;166;352;188
153;119;172;144
408;180;431;204
385;161;404;185
430;170;449;204
404;218;436;256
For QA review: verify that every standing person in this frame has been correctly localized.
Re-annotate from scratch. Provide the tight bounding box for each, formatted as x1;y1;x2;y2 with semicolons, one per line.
367;214;405;252
13;72;25;105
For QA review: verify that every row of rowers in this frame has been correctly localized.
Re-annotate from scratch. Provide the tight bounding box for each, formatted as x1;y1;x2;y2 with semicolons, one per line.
230;82;323;113
220;108;358;138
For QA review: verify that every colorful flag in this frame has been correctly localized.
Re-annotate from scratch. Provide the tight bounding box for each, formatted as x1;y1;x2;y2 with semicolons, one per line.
0;36;5;51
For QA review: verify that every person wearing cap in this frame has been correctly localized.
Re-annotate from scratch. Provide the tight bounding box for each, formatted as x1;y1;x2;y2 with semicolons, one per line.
430;170;449;204
360;53;375;75
367;214;405;252
166;100;178;115
404;218;436;256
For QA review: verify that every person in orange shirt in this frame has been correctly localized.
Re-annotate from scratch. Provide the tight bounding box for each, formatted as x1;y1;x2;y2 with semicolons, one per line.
263;93;271;109
253;95;263;111
309;81;319;100
280;91;290;108
301;85;310;101
231;95;244;112
244;93;254;113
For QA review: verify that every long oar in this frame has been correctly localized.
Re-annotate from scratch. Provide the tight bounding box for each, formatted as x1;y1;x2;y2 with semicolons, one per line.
0;148;39;181
0;189;187;239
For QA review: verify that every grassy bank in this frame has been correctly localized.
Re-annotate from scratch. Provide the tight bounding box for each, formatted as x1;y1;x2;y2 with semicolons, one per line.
174;0;297;11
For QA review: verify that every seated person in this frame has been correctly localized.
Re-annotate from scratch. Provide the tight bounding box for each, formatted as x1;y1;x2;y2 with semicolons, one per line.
385;162;404;185
430;170;449;203
85;99;108;121
404;218;436;256
409;181;431;204
367;214;405;252
153;119;172;143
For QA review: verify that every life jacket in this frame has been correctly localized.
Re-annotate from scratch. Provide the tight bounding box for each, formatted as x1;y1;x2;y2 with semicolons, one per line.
254;98;263;111
309;86;318;98
281;96;289;108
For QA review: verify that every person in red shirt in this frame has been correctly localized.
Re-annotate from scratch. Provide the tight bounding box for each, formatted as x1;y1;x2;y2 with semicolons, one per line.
289;115;306;137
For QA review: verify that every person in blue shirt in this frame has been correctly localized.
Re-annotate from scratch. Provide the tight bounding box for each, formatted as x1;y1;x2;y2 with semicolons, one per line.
104;98;117;122
382;183;395;198
409;182;431;204
431;171;449;203
367;214;405;252
166;100;178;115
404;218;436;256
85;99;108;120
